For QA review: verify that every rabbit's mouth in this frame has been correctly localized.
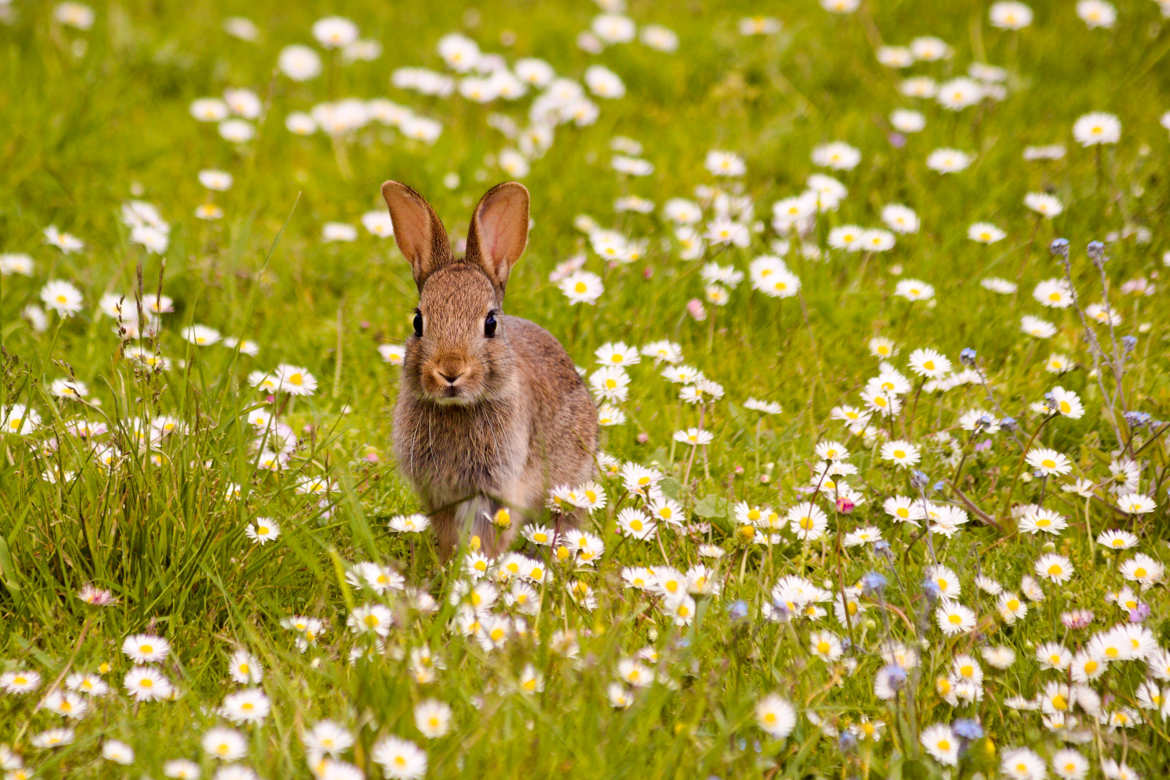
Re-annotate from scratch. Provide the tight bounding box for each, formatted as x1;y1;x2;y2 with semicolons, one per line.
432;387;474;406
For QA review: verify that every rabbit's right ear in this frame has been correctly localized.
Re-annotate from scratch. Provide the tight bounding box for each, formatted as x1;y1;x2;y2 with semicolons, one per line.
381;181;453;290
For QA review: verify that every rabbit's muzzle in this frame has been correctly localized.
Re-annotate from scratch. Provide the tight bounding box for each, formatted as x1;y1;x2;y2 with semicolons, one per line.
419;355;482;404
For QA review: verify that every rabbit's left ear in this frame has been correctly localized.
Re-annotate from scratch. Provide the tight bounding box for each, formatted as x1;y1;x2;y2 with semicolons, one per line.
381;180;454;291
465;182;529;295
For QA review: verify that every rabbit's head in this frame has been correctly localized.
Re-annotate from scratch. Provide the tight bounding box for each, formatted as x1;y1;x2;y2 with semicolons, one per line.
381;181;529;406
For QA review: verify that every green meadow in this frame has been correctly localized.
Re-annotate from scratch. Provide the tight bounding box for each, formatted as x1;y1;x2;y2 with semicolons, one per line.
2;0;1170;777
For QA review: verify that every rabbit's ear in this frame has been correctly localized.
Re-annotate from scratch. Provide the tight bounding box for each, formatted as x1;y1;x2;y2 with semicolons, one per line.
465;181;529;295
381;181;453;290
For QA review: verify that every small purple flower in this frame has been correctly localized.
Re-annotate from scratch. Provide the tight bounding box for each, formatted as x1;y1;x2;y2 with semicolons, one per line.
727;599;749;621
1128;602;1151;623
922;576;941;602
974;438;992;452
910;470;930;490
959;347;976;366
1124;411;1151;428
952;718;983;740
877;664;906;692
1087;240;1106;263
1049;237;1069;258
862;571;887;595
769;600;792;622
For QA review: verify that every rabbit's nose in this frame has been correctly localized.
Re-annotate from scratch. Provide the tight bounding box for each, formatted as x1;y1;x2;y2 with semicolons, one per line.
436;368;464;385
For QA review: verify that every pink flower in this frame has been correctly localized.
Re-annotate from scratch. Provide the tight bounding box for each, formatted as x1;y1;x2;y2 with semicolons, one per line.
1060;609;1094;630
836;497;855;514
686;298;707;321
78;584;117;606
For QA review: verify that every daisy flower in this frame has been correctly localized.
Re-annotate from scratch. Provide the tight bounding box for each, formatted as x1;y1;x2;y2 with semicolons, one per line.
755;693;796;739
811;141;861;170
40;279;84;317
879;440;920;468
44;226;84;253
275;364;318;396
908;348;951;377
0;669;41;694
744;398;782;415
1073;112;1120;145
122;634;169;663
893;278;934;301
1096;529;1137;550
935;602;976;635
413;699;451;738
1021;315;1056;338
220;688;270;724
559;271;604;304
673;428;713;446
1051;749;1089;780
596;404;625;426
787;502;827;540
920;723;959;766
2;404;40;435
937;77;983;110
968;222;1005;243
990;2;1033;29
1077;0;1116;29
101;740;134;765
809;631;843;661
202;727;248;760
181;324;221;346
245;518;280;544
1001;747;1045;780
595;342;640;366
304;719;354;757
1120;554;1163;587
31;728;75;749
705;150;746;177
1025;448;1072;476
926;148;972;174
881;204;919;233
313;16;358;48
1024;192;1063;217
1019;506;1067;535
1034;553;1073;584
1117;493;1155;514
123;666;173;701
1049;386;1084;418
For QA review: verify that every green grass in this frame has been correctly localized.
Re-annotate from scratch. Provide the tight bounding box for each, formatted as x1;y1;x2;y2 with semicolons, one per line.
2;0;1170;777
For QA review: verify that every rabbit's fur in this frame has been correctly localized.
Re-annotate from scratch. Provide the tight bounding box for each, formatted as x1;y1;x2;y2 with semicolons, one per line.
382;180;598;559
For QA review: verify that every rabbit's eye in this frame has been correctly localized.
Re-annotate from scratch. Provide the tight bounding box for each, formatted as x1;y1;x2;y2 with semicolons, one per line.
484;311;498;338
412;310;423;338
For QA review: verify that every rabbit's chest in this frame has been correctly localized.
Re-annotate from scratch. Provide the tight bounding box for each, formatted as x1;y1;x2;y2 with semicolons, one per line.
395;398;528;503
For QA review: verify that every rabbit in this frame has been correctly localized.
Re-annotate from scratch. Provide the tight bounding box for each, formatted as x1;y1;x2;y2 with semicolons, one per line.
381;180;598;560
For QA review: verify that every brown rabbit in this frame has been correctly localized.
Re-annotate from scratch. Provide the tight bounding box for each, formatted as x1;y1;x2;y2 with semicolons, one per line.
381;180;598;559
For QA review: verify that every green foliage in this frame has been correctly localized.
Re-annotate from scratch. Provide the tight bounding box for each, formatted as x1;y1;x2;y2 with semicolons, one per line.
1;0;1170;778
